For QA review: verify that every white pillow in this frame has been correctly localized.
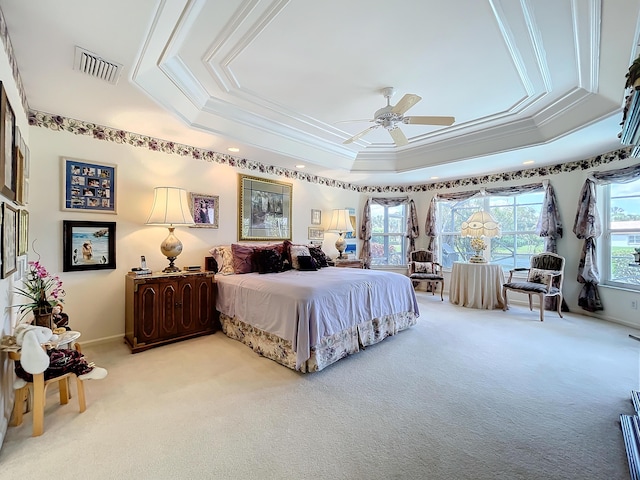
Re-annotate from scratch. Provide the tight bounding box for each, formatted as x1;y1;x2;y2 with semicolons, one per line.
290;245;310;270
208;245;235;275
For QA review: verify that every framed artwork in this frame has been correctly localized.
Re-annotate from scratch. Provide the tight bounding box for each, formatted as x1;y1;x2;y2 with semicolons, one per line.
18;209;28;256
2;202;17;278
308;227;324;240
14;130;25;205
61;157;117;213
189;193;219;228
311;209;321;225
63;220;116;272
238;174;292;241
0;82;16;201
345;207;357;239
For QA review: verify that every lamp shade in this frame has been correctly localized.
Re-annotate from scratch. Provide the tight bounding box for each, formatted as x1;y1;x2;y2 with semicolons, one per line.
145;187;194;226
461;210;501;238
326;209;354;233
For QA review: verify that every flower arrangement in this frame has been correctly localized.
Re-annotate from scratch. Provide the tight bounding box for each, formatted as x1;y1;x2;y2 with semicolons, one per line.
14;260;65;320
470;237;487;252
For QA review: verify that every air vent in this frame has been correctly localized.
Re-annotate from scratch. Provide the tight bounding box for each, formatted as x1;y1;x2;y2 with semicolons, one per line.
73;46;122;85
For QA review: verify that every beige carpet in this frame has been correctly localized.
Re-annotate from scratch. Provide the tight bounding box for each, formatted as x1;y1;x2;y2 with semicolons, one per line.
0;293;637;480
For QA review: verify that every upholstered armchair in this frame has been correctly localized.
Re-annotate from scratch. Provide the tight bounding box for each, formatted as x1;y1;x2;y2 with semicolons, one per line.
502;252;565;321
408;250;444;301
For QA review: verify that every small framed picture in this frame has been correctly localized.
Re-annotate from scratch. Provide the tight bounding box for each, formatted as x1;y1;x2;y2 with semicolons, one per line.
2;202;17;278
63;220;116;272
308;227;324;241
18;209;28;256
189;193;219;228
311;209;321;225
61;157;117;213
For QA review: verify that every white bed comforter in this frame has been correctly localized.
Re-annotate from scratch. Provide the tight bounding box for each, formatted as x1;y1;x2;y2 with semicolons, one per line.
216;267;419;368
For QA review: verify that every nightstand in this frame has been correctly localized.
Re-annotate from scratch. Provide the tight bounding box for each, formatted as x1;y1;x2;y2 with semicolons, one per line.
124;271;217;353
333;258;364;269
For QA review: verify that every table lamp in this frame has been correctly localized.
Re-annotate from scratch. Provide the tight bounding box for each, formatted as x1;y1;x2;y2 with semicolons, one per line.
327;209;355;259
145;187;194;272
460;210;500;263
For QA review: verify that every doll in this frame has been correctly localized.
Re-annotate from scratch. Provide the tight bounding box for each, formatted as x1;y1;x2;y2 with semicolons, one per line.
52;303;70;330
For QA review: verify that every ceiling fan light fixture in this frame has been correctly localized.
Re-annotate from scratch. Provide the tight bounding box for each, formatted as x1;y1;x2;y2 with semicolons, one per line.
342;87;455;147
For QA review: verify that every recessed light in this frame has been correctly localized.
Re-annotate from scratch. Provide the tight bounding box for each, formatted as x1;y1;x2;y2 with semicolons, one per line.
228;147;240;153
523;160;535;165
296;164;305;169
430;176;439;180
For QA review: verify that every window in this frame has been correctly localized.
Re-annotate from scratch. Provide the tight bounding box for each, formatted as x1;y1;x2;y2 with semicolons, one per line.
601;177;640;289
438;191;544;270
370;203;406;266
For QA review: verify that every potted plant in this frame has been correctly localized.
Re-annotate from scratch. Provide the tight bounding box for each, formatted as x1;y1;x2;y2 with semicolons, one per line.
14;260;65;328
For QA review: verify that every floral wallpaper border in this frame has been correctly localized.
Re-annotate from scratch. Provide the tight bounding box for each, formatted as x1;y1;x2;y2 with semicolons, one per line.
0;7;28;115
30;110;633;193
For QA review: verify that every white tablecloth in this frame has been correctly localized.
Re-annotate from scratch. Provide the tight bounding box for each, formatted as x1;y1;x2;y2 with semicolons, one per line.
449;262;505;309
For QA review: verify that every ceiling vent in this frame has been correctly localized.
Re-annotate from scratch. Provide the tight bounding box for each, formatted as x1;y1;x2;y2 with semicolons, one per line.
73;46;122;85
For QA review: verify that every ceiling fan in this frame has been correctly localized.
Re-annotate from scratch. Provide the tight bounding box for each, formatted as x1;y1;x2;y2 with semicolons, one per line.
342;87;455;147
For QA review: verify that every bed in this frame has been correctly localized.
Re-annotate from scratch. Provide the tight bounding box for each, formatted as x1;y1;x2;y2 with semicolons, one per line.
215;266;419;372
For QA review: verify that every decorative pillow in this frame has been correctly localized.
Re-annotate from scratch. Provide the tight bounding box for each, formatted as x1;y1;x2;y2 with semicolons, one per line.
296;255;317;271
528;268;549;284
414;261;433;273
255;248;284;274
232;244;257;274
208;246;234;275
290;245;310;270
308;246;330;268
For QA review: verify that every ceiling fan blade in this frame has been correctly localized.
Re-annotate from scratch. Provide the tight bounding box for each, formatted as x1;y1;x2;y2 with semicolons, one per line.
388;127;408;146
391;94;422;115
343;125;379;144
403;115;455;126
335;119;374;124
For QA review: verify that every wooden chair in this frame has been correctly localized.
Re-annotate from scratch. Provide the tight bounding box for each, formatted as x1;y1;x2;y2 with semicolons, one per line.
408;250;444;301
502;252;565;321
9;342;87;437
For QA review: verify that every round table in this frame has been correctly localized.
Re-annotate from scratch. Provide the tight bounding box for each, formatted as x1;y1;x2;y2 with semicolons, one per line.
449;261;506;309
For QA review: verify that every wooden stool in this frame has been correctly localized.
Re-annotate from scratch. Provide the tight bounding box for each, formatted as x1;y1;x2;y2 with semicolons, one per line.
9;350;87;437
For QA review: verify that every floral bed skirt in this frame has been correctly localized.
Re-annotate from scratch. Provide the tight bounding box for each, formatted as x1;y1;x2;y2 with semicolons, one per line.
219;311;417;373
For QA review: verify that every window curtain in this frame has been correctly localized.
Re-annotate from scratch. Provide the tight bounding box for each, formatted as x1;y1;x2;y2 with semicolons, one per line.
572;164;640;312
536;181;566;311
424;196;438;261
359;196;416;268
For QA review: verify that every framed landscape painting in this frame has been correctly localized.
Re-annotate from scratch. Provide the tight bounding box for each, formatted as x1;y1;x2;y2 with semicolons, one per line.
61;157;117;213
238;174;292;241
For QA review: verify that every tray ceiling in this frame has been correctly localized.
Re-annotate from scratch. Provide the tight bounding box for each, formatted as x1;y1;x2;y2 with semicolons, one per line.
1;0;639;185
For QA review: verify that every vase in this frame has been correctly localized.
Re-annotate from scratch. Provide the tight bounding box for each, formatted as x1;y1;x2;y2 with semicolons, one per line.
33;308;53;329
634;252;640;263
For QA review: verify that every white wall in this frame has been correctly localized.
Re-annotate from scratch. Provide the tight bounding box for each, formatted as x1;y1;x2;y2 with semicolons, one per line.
27;127;360;343
0;33;29;449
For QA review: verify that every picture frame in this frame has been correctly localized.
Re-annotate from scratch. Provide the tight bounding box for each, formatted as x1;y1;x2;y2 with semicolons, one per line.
189;193;219;229
308;227;324;240
238;174;292;241
0;82;16;201
2;202;17;278
311;209;321;225
61;157;117;213
18;209;28;256
14;141;25;206
63;220;116;272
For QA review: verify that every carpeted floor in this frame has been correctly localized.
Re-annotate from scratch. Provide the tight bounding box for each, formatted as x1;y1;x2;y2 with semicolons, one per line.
0;292;638;479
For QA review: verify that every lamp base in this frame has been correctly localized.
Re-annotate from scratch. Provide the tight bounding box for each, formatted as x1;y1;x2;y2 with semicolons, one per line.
161;227;184;273
163;257;180;273
335;232;346;259
469;253;486;263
